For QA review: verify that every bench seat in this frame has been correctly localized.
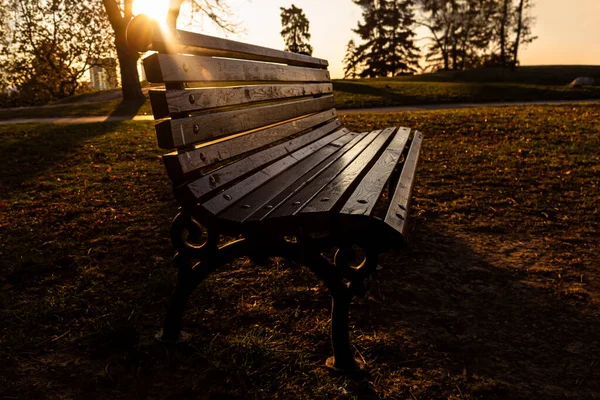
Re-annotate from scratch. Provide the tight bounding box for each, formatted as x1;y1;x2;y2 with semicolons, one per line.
176;126;422;247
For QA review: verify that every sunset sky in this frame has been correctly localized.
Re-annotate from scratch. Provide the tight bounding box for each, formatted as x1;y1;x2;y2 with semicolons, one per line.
162;0;600;79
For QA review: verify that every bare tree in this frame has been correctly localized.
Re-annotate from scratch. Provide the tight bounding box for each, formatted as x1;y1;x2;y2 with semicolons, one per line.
511;0;536;69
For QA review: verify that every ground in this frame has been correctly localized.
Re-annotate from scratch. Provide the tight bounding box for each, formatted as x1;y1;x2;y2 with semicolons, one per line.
0;104;599;399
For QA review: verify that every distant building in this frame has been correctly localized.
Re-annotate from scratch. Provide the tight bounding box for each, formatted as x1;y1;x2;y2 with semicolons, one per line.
89;58;118;90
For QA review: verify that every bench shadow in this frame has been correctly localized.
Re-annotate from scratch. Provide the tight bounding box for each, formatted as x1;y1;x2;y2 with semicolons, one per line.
346;224;600;398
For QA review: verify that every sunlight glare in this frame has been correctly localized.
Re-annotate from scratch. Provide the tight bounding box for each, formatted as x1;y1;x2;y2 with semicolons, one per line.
132;0;170;28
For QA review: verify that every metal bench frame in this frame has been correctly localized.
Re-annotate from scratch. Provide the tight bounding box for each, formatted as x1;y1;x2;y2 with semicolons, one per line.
128;16;423;373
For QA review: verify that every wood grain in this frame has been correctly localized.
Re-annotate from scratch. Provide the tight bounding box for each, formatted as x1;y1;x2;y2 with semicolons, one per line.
143;53;330;84
162;110;338;183
156;96;335;149
182;125;348;204
299;127;398;216
199;130;359;216
263;129;383;220
149;83;333;119
339;127;411;217
218;130;370;223
383;131;424;236
151;29;328;69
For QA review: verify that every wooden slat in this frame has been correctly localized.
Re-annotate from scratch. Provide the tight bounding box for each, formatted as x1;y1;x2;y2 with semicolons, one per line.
156;96;335;149
162;110;338;183
151;29;328;69
263;129;384;221
219;130;371;223
149;83;333;119
299;128;398;217
181;124;348;204
339;127;411;217
143;53;330;84
201;130;360;216
383;131;424;236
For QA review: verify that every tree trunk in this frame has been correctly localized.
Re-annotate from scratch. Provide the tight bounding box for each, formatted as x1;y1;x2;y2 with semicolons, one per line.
512;0;525;71
116;40;144;101
499;0;509;67
103;0;144;101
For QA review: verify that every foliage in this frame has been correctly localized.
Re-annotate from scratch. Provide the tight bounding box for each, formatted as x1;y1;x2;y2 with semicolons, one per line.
0;0;113;107
417;0;496;71
280;4;313;55
416;0;537;71
349;0;420;78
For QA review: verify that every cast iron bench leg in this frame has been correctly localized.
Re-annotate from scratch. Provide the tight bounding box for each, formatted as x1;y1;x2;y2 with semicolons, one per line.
158;265;202;343
300;245;366;373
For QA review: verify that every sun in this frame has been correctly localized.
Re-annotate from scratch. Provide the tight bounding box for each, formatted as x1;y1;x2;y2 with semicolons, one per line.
132;0;170;28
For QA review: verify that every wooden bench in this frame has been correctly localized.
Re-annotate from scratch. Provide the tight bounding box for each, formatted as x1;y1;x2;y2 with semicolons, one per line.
127;15;423;373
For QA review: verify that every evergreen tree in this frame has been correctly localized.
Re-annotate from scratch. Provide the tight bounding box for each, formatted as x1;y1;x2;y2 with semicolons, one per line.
280;5;313;55
343;40;361;79
384;0;420;75
353;0;419;78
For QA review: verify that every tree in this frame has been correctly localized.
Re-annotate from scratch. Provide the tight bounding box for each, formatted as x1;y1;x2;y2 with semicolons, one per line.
102;0;144;101
102;0;239;101
280;4;313;55
343;40;361;79
384;0;420;75
0;0;113;106
416;0;537;71
417;0;497;72
352;0;419;78
511;0;536;68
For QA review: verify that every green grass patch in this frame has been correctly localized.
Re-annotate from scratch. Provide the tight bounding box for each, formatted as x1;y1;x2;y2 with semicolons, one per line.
1;105;599;399
333;80;600;109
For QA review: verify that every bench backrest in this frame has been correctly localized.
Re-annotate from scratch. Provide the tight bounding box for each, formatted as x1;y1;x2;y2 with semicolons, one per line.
134;21;338;187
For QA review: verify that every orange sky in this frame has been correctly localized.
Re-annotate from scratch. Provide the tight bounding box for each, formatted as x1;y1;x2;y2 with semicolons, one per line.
176;0;600;79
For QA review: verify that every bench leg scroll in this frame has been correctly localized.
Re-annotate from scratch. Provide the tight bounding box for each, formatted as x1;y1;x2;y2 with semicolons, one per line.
156;212;221;344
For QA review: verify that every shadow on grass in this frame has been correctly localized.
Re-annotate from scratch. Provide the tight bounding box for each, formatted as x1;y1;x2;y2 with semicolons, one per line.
350;224;600;399
108;98;147;119
0;122;124;194
73;223;597;399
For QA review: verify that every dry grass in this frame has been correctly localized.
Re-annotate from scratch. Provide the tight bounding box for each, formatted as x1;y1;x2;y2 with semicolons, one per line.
1;104;599;399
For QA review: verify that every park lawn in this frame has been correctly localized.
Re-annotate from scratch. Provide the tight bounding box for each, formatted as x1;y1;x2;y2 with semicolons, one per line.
1;104;599;399
333;80;600;109
0;97;154;120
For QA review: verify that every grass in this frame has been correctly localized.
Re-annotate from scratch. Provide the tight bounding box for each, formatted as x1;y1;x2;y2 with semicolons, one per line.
0;98;154;120
1;104;599;399
333;80;600;109
380;65;600;85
